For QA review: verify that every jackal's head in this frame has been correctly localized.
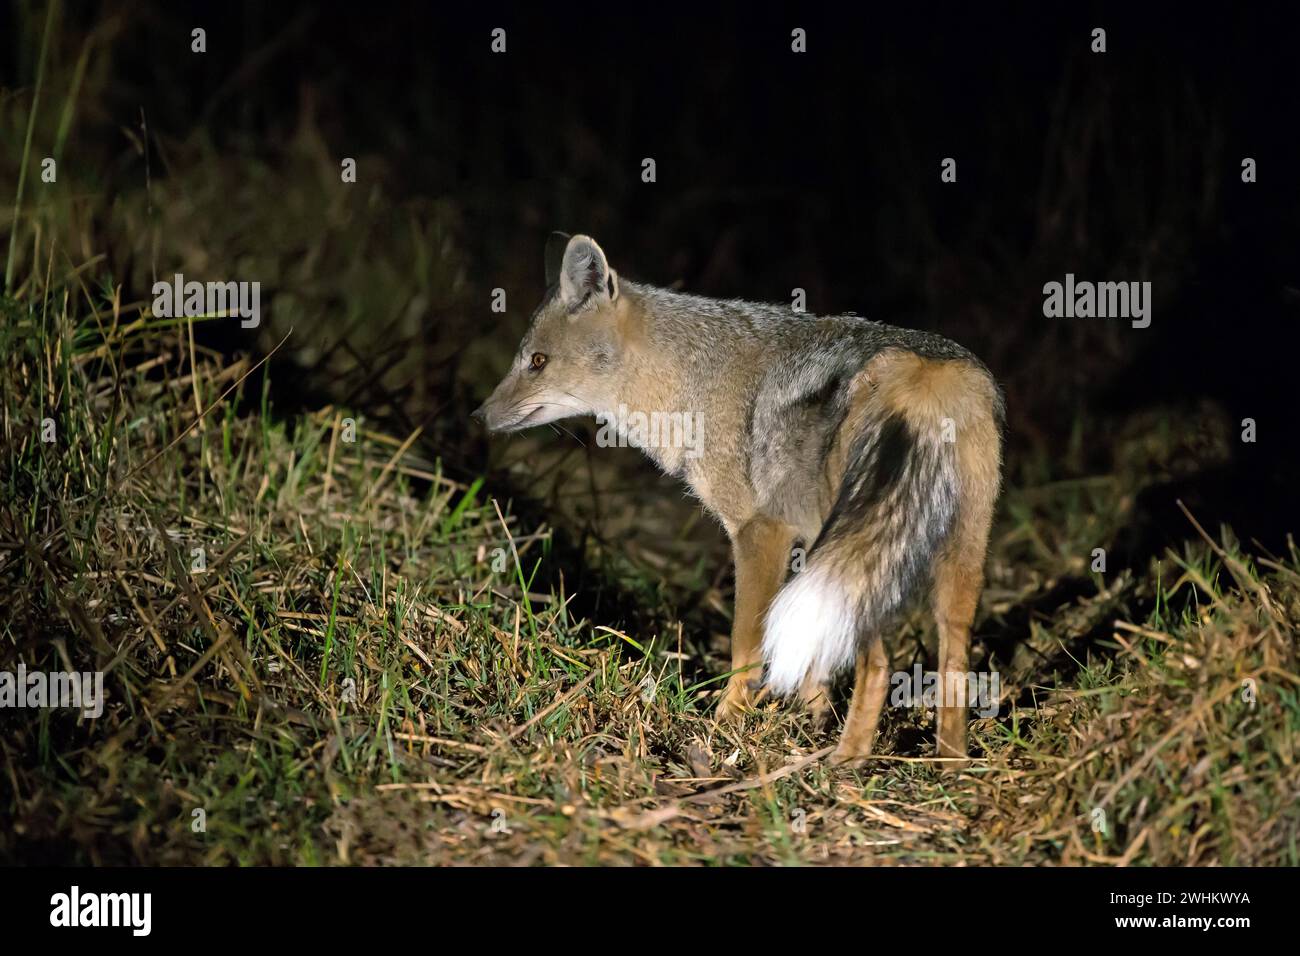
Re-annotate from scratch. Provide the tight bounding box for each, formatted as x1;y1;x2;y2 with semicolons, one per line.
473;233;625;432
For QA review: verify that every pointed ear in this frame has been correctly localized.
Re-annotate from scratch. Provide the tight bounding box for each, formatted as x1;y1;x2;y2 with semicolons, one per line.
558;234;618;307
544;231;571;288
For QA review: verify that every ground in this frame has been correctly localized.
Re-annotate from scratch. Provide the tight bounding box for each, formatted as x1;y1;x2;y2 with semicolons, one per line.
2;299;1296;865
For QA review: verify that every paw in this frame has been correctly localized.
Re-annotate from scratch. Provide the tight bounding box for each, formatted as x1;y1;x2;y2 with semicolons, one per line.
828;743;873;770
716;677;755;720
798;679;833;727
935;748;970;772
936;736;970;771
803;692;833;727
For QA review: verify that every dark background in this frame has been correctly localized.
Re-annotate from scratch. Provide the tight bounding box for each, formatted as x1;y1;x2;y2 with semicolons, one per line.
6;1;1300;869
5;0;1298;547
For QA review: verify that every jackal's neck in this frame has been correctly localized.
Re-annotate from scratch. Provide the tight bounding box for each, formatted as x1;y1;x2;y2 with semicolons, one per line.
593;281;733;475
612;282;717;410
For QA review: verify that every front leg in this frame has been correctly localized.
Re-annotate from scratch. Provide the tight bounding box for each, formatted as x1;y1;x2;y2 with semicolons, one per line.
717;515;796;718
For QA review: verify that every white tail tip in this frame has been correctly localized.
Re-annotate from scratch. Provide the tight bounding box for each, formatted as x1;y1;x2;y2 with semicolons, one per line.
761;564;858;695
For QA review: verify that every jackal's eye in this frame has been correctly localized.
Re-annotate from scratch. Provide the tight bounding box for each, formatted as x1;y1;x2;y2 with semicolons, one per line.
530;352;548;370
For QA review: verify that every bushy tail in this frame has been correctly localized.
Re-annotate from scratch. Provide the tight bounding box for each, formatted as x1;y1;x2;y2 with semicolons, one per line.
761;357;975;695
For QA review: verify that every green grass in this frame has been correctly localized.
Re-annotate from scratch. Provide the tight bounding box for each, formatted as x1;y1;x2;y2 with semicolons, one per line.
1;280;1297;865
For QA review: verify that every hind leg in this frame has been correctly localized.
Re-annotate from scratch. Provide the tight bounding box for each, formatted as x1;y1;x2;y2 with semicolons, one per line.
933;557;978;762
932;513;995;763
934;378;1001;765
830;638;890;767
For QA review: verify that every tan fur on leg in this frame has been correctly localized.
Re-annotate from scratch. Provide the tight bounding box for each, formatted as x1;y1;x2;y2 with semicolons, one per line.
718;515;795;718
934;560;978;763
931;373;1000;765
830;638;890;767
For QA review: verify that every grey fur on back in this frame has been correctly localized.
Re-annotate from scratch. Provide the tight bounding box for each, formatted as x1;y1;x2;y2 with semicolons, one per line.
621;279;1003;539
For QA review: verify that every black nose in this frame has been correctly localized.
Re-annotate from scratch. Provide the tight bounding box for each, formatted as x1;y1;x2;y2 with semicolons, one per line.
470;403;487;425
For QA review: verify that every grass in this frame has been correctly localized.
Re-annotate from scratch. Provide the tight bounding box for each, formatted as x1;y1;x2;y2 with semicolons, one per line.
1;277;1297;865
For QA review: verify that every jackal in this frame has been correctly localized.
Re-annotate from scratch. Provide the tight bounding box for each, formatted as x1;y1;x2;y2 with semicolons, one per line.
474;234;1004;764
